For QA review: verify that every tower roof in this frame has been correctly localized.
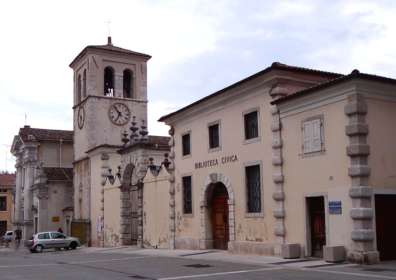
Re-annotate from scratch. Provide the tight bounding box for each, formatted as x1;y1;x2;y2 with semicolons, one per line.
69;37;151;67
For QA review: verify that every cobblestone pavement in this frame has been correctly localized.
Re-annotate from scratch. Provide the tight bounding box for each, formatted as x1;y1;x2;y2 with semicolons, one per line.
0;246;396;280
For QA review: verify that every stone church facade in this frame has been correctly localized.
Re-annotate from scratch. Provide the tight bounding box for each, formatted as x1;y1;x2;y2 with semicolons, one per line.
11;126;74;238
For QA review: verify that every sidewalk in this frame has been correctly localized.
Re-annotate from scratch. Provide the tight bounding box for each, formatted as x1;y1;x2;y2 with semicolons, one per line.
81;246;343;268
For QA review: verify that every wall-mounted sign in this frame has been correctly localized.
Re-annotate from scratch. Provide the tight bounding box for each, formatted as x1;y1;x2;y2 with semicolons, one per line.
329;201;342;215
52;216;60;222
195;155;238;169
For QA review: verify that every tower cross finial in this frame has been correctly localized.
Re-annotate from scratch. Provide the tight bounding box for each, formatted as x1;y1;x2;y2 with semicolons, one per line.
106;20;113;45
106;20;111;37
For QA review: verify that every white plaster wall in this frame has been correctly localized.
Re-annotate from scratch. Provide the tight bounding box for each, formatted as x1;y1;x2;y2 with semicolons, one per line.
104;185;121;247
90;149;121;246
366;97;396;189
143;169;170;248
280;98;352;253
172;85;276;244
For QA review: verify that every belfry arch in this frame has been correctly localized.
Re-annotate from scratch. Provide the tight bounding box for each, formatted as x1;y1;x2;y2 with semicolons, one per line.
199;173;235;249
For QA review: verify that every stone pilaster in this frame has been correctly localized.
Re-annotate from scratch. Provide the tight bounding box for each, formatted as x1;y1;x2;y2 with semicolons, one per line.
270;105;286;255
168;126;176;249
345;94;379;264
22;142;38;239
14;153;23;227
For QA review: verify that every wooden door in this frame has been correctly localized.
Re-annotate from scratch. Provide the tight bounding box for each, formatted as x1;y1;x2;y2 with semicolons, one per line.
308;197;326;257
375;195;396;260
211;194;229;250
0;221;6;236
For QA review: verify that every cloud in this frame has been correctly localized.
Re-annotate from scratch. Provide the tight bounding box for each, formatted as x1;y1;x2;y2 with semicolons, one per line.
2;0;396;172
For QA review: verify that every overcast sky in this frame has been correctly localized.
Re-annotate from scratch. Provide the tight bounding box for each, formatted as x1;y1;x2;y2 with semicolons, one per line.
1;0;396;172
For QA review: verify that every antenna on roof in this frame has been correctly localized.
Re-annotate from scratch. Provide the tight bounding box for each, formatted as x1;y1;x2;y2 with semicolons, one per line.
106;20;112;46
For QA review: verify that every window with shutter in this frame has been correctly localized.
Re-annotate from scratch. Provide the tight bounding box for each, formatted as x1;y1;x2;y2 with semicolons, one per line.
302;117;324;154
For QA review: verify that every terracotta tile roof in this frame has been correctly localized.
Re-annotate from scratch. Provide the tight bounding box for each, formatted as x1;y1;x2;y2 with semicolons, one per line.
70;39;151;67
42;167;73;181
119;135;170;154
0;173;15;187
271;69;396;105
148;135;171;147
18;126;73;142
159;62;342;122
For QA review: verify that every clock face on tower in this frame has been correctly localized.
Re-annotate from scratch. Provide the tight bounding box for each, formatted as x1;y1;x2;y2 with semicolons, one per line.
77;106;85;129
108;103;131;126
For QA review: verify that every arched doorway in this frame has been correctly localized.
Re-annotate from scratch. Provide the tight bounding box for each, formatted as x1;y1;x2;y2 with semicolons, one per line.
208;182;229;249
200;173;235;250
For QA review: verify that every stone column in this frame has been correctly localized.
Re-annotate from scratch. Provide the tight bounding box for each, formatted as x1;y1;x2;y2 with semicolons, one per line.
345;94;379;264
114;73;123;98
270;105;286;255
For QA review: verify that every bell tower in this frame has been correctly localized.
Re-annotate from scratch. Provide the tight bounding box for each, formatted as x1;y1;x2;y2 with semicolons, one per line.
70;37;151;246
70;36;151;160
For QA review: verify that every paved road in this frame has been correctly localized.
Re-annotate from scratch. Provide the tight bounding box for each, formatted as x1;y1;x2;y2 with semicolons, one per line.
0;247;396;280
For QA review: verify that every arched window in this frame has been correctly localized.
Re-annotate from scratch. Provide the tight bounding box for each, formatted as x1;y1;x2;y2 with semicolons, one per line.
77;74;82;103
82;69;87;98
104;66;114;96
123;69;133;98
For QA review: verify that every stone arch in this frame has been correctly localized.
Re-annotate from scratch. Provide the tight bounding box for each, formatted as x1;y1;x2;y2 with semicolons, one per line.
199;173;235;249
121;163;134;189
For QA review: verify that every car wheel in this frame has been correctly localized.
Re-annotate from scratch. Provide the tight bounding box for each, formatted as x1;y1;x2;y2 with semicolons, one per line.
29;249;35;253
69;242;77;250
35;245;44;253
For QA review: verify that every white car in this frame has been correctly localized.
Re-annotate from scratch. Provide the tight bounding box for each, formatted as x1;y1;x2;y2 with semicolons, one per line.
2;231;13;242
25;231;81;253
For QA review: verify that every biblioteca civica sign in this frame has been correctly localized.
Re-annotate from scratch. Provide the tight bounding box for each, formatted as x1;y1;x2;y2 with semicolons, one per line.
195;155;238;169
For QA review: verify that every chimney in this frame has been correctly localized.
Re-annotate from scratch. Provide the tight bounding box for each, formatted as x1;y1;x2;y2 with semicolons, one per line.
107;36;112;46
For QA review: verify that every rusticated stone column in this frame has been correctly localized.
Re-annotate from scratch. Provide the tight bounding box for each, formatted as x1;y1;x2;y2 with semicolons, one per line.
345;93;379;264
168;126;176;249
270;105;286;256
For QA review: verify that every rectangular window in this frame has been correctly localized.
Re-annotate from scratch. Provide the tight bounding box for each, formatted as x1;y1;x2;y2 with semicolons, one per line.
245;165;261;213
0;197;6;211
244;111;259;140
208;123;220;149
303;118;323;154
182;133;191;156
182;176;192;214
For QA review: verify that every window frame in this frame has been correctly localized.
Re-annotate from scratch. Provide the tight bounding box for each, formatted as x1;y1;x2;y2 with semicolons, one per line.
301;115;325;156
181;131;192;158
243;161;264;217
207;120;221;152
0;196;6;211
243;108;261;144
181;175;193;216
